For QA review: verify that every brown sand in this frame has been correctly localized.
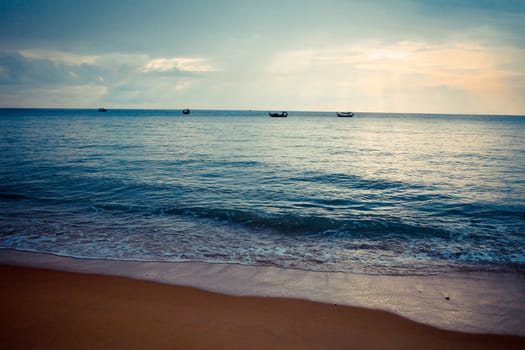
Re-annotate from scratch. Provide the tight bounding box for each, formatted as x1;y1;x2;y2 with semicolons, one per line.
1;264;523;350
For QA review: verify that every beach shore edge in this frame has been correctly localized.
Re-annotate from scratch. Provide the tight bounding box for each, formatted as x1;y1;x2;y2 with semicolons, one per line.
1;249;524;339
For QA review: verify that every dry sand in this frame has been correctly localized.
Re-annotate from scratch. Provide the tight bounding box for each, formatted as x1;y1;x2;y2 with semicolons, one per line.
1;264;524;350
2;249;525;336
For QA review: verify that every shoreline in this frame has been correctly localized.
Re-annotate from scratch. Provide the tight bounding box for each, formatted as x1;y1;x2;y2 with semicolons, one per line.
3;264;525;349
1;249;525;337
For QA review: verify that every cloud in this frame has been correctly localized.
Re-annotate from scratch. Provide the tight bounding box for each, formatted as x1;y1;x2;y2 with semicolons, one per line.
0;48;223;108
0;51;108;107
1;34;523;113
0;51;103;86
252;39;525;113
18;49;98;65
349;41;525;96
142;57;218;73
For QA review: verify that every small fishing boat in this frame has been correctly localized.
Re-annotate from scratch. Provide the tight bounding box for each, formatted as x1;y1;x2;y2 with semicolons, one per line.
182;109;190;115
98;107;107;112
269;111;288;118
336;112;354;117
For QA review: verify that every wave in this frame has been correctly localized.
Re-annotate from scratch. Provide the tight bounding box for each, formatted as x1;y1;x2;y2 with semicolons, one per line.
2;180;520;243
99;204;453;240
292;172;413;191
441;203;525;220
0;192;34;201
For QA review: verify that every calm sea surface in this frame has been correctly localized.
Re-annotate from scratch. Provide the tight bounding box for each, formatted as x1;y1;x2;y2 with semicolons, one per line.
1;109;524;275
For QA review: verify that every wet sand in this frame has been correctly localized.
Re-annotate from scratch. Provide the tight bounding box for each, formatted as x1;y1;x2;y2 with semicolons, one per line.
2;264;524;350
2;249;525;336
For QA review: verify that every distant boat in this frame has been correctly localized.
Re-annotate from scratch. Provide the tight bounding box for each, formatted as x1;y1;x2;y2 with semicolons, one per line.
98;107;107;112
336;112;354;117
182;109;190;115
269;111;288;118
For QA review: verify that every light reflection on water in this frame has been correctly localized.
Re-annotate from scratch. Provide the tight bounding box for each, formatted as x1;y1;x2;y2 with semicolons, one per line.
0;110;524;274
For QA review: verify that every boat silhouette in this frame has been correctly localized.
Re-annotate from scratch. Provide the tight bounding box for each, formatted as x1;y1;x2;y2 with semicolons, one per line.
268;111;288;118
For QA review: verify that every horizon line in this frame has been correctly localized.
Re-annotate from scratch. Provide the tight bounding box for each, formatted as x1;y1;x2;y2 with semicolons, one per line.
1;107;524;117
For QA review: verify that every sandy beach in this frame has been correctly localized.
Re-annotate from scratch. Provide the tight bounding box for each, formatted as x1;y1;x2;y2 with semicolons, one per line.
1;264;524;350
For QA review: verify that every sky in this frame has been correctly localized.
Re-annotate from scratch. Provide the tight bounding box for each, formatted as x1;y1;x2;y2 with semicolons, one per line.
1;0;524;114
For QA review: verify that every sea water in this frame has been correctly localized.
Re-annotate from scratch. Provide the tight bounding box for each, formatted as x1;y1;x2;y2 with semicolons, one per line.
1;109;524;275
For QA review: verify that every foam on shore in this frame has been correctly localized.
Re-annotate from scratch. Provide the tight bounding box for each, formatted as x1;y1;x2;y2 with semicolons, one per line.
1;249;524;336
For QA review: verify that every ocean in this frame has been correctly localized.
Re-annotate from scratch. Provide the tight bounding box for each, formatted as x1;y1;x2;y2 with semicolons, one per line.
1;108;524;275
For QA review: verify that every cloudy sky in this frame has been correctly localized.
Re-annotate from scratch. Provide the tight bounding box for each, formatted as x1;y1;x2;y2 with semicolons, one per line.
1;0;524;114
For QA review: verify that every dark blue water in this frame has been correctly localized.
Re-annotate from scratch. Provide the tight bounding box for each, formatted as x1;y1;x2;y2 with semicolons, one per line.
1;109;524;274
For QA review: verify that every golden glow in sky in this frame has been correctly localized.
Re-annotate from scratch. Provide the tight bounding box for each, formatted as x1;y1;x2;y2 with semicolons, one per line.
260;40;525;114
0;0;524;114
